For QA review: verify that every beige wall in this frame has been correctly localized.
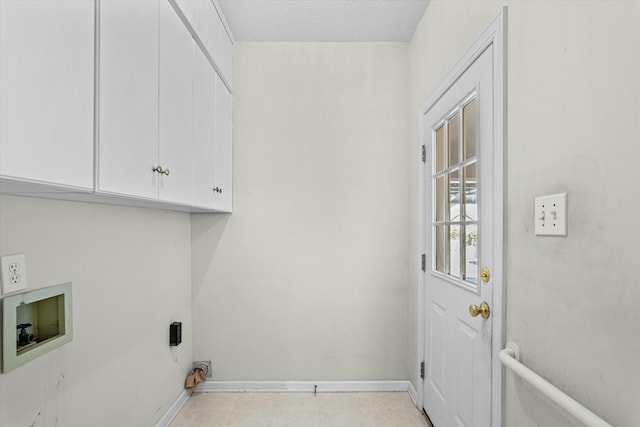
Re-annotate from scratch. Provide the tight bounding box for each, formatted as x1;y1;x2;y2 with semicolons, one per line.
191;43;412;380
409;1;640;426
0;196;192;427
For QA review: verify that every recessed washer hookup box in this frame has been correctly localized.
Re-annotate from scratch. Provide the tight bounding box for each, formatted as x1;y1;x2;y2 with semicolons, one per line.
2;282;73;372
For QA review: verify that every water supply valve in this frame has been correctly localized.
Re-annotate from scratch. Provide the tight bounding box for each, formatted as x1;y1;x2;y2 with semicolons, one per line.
17;323;33;346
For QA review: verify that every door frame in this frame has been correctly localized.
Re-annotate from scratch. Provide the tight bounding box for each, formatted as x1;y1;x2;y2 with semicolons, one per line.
417;8;507;427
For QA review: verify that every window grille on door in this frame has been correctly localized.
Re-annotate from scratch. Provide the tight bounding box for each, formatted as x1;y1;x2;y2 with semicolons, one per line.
432;96;478;286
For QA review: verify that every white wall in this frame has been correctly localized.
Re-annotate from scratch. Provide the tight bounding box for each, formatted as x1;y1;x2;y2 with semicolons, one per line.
191;43;412;381
0;195;192;427
409;1;640;426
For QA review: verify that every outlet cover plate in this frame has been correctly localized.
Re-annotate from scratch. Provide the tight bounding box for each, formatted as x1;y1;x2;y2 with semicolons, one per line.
1;254;27;294
534;193;567;236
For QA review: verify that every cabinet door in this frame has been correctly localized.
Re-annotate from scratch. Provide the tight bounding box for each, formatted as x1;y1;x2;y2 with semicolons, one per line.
158;0;193;205
174;0;232;86
214;74;233;212
0;1;94;190
98;0;159;199
213;14;233;87
192;44;217;209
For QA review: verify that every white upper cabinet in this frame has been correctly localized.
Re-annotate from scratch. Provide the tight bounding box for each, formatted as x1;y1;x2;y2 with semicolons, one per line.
174;0;233;87
192;44;217;209
0;0;94;191
158;0;194;205
192;44;233;212
98;0;159;200
1;0;231;212
213;73;233;212
98;0;196;206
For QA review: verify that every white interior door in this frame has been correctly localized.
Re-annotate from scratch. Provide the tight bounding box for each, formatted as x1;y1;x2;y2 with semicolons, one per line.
422;46;495;427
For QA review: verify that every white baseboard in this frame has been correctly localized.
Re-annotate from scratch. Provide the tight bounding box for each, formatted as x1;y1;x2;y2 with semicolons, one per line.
195;380;414;394
153;389;192;427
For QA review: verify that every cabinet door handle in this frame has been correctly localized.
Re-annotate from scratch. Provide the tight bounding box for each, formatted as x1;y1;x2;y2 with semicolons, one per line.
213;187;222;194
153;166;170;176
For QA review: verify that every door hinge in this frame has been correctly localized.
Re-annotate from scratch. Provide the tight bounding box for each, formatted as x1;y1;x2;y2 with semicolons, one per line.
421;254;426;272
421;144;426;163
420;361;425;379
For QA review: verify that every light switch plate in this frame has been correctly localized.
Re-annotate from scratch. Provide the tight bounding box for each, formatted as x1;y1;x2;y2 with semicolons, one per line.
534;193;567;236
1;254;28;294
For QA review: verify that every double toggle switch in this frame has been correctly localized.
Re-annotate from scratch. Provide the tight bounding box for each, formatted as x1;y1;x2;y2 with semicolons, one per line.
534;193;567;236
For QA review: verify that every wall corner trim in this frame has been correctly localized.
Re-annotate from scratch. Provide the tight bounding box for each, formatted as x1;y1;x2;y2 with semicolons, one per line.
408;381;418;406
153;389;192;427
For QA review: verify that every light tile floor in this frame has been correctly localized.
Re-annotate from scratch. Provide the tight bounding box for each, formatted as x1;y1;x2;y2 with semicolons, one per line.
170;392;430;427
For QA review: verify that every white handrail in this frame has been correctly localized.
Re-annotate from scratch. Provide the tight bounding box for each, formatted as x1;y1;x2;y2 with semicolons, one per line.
499;342;612;427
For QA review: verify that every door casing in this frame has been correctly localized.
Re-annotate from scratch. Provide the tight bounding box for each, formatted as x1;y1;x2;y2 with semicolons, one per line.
416;8;507;427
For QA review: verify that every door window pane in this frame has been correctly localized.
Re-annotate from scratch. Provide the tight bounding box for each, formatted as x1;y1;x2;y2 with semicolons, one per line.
435;126;445;173
448;169;460;221
436;177;445;222
463;163;477;221
464;224;478;283
435;225;446;273
449;225;460;278
448;113;460;167
463;99;477;160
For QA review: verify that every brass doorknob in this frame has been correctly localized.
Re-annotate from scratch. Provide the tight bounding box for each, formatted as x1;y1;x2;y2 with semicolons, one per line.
469;302;490;319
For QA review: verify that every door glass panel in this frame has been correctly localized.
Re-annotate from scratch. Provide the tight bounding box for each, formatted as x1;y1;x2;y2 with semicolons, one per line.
463;163;477;221
431;95;478;287
435;126;445;173
464;224;478;283
449;225;460;278
448;113;460;167
436;177;445;222
435;225;447;273
435;225;446;273
463;99;477;160
448;169;460;221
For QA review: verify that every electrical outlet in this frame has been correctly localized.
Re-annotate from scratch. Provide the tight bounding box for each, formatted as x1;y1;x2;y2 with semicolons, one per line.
1;254;27;294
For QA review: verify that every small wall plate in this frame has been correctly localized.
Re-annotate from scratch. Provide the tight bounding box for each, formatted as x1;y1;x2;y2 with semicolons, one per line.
505;341;521;362
534;193;567;236
1;254;27;294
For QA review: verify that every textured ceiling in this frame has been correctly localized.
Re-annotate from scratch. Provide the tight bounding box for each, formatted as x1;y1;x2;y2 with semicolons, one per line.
217;0;430;42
